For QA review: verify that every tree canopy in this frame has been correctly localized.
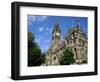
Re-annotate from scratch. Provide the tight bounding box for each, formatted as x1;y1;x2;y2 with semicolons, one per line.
59;48;75;65
28;32;45;66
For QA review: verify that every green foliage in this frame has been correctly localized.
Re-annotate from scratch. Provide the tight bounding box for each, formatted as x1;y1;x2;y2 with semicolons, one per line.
41;53;46;64
28;32;45;66
59;48;75;65
28;32;34;43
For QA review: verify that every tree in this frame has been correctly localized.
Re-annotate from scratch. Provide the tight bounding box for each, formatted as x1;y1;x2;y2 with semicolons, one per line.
28;32;43;66
41;52;46;64
59;48;75;65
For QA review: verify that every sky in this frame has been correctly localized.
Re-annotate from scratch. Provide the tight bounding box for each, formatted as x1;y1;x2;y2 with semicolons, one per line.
28;15;88;53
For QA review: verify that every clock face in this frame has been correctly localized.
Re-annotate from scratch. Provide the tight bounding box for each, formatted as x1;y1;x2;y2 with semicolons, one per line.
56;33;60;36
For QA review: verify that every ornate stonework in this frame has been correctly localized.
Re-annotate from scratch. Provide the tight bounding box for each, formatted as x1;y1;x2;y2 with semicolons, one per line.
45;20;88;65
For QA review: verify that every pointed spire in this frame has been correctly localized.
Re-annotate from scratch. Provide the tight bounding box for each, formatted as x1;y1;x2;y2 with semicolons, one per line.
76;20;81;32
52;18;61;33
77;20;80;28
54;17;59;28
55;17;58;25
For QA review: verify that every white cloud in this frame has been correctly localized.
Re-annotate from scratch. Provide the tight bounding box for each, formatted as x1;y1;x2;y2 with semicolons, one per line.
28;16;34;25
38;27;44;32
45;27;52;32
37;16;47;22
46;28;49;31
38;27;52;32
45;39;50;43
43;45;49;49
28;16;48;25
35;38;41;43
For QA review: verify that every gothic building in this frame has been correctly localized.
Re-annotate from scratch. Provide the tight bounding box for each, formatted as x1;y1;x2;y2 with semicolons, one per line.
45;20;88;65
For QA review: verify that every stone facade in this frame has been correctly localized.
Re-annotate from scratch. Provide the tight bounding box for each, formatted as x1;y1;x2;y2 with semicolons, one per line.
45;20;88;65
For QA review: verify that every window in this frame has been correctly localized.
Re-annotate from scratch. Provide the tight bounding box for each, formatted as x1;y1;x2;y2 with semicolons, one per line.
54;56;56;60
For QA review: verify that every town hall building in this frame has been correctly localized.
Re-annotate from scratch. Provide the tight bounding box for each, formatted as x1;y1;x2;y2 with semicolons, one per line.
45;20;88;65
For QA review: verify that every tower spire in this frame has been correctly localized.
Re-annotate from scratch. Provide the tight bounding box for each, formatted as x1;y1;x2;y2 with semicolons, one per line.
52;18;61;49
55;17;58;25
77;20;80;28
52;18;61;34
76;20;81;31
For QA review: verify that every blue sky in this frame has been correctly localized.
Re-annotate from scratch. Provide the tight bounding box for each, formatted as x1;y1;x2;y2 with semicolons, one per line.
28;15;88;53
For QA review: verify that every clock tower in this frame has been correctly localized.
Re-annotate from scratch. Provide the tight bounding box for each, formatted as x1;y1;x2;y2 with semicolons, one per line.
52;23;61;49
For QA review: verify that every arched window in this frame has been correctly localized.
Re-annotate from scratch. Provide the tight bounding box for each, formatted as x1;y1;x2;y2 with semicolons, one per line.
54;56;56;60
